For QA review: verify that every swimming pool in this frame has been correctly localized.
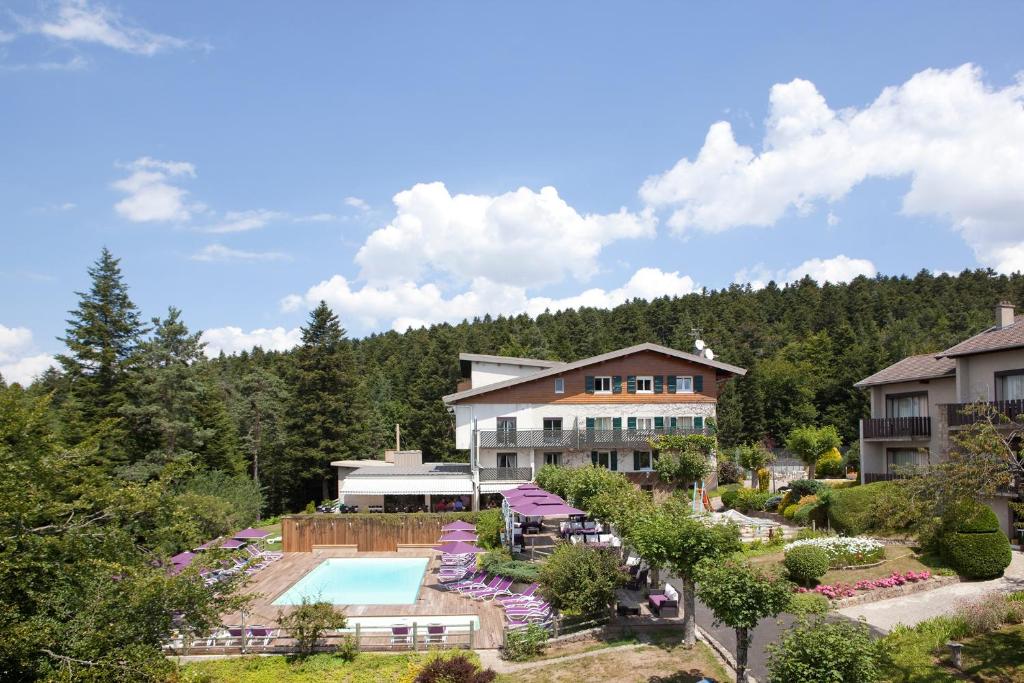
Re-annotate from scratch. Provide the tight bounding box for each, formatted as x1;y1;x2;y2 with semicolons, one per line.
272;557;429;605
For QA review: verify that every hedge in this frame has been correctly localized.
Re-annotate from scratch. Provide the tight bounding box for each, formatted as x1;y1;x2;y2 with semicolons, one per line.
827;481;923;535
940;499;1012;579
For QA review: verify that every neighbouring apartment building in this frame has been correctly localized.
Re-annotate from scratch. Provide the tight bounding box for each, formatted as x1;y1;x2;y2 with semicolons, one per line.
855;301;1024;539
333;342;746;511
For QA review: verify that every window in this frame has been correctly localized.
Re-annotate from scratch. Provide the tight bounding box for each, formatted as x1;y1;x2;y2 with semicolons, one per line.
595;451;614;469
634;417;653;430
636;376;654;393
543;418;562;443
497;452;518;469
677;376;694;393
996;370;1024;401
554;377;565;394
543;452;562;466
676;416;695;429
885;392;928;418
633;450;653;471
496;417;517;446
887;448;926;472
592;417;613;431
594;376;612;393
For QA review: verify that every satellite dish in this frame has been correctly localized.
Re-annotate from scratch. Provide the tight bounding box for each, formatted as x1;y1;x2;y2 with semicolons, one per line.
704;348;715;360
693;339;706;351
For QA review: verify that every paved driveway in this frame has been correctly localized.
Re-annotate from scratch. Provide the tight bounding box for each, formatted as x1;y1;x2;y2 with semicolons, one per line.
837;550;1024;632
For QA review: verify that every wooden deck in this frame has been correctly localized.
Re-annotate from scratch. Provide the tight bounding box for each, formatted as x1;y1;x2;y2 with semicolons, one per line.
224;548;505;648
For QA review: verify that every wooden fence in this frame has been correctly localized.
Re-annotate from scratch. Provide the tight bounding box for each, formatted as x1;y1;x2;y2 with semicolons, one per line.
282;512;480;552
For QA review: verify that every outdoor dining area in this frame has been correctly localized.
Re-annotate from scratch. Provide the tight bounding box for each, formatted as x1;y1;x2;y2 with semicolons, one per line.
168;527;282;585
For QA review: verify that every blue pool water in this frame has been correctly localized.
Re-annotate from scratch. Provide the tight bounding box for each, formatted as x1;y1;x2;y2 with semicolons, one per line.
272;557;429;605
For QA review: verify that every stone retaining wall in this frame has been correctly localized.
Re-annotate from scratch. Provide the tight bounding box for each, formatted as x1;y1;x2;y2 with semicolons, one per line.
830;575;960;609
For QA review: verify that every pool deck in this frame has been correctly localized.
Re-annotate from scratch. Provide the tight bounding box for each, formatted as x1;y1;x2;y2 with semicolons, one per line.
224;548;505;648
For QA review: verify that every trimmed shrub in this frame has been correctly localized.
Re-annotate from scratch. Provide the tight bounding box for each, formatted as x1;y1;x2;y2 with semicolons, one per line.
720;486;741;509
784;545;830;586
788;592;830;616
827;480;924;535
943;531;1011;579
757;467;770;492
815;447;845;478
765;495;783;512
734;488;772;513
717;459;743;485
940;499;1012;579
793;503;819;526
783;504;800;520
788;479;826;499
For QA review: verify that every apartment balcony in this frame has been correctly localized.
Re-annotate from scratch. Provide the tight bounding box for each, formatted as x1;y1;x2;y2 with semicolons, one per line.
478;467;533;482
943;400;1024;428
477;427;706;450
861;416;931;441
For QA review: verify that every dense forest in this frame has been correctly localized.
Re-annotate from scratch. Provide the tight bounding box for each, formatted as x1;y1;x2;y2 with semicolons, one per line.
8;249;1024;516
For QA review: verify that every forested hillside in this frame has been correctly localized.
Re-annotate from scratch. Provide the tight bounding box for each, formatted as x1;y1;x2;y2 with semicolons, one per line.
9;249;1024;515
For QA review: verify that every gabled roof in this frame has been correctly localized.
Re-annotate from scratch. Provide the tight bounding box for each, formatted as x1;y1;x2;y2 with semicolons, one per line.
938;315;1024;358
458;353;565;368
444;342;746;404
854;353;956;388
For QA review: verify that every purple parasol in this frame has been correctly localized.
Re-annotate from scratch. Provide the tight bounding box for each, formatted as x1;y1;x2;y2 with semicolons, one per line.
170;551;195;564
512;501;585;516
432;540;484;554
440;520;476;532
439;530;478;543
196;538;245;551
233;527;271;540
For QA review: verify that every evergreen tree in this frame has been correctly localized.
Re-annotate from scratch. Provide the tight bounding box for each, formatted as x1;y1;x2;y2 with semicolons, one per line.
232;364;289;515
56;248;147;464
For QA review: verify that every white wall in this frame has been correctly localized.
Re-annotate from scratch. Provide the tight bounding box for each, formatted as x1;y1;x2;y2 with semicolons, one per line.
454;402;718;449
470;361;546;389
957;349;1024;402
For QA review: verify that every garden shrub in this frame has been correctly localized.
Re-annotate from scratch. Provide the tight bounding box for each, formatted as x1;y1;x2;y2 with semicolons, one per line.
827;480;924;535
957;593;1024;634
785;536;884;567
732;487;771;512
275;599;348;656
501;623;548;661
480;549;541;583
475;508;504;549
784;545;830;586
815;447;845;478
413;651;496;683
717;459;743;485
767;618;882;683
788;592;830;616
787;479;826;499
765;495;782;512
538;543;625;615
940;499;1012;579
720;487;741;510
757;467;770;492
783;504;799;519
793;503;820;526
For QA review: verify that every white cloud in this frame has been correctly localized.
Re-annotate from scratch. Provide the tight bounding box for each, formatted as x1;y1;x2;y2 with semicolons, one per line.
734;255;876;290
641;64;1024;272
344;196;370;212
0;325;56;385
190;244;290;263
24;0;187;56
356;182;657;288
282;267;697;332
826;211;840;227
112;157;196;222
200;326;302;357
293;212;338;223
205;209;286;233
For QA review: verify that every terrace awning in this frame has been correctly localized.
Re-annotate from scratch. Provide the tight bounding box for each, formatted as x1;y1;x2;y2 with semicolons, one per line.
339;476;473;496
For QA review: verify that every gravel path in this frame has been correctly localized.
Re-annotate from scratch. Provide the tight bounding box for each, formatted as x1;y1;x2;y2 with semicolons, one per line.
837;550;1024;632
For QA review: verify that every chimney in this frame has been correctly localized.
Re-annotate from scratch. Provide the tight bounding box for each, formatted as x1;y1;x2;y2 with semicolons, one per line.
996;301;1015;329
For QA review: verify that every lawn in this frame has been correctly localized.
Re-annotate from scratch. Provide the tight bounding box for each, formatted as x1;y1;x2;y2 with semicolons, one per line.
254;519;282;551
747;544;940;584
880;622;1024;682
495;641;730;683
179;651;472;682
705;483;742;500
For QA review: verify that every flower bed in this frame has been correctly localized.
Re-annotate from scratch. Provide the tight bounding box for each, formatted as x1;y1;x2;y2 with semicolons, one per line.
795;570;933;600
783;536;884;568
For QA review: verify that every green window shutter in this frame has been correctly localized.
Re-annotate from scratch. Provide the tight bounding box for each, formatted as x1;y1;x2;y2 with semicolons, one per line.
610;450;618;471
613;375;622;394
667;375;677;393
585;417;595;431
591;451;598;466
654;375;664;393
627;375;637;393
612;417;622;431
694;416;704;430
585;376;595;394
627;417;637;430
633;450;640;470
694;375;704;393
654;416;664;430
669;416;677;429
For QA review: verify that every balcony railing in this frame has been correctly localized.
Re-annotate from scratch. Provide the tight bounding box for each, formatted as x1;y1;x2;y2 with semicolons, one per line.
477;427;706;449
943;400;1024;427
861;416;931;440
478;467;533;482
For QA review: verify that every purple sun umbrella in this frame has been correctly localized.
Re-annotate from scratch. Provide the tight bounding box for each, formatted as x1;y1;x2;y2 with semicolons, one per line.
432;540;484;555
441;520;476;532
512;501;585;517
439;530;478;543
233;527;270;540
196;538;245;551
170;551;195;565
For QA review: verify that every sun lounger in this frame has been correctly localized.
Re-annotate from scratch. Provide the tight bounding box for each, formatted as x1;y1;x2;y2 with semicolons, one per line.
464;576;509;599
426;623;446;644
495;583;539;604
390;625;411;648
455;574;498;594
442;570;486;589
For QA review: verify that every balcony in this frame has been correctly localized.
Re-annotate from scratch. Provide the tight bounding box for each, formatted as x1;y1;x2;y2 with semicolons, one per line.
477;427;706;450
943;400;1024;428
478;467;533;482
861;416;931;440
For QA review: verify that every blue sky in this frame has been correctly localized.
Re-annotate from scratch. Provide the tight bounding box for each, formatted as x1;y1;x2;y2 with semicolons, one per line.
3;1;1024;382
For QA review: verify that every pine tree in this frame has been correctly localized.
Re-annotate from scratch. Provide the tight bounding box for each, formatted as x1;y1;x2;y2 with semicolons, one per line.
56;248;147;464
232;364;289;514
